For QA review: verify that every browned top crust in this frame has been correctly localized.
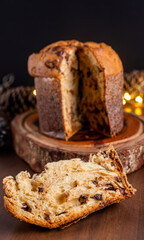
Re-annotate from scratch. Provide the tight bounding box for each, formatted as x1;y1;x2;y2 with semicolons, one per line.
84;42;123;78
28;40;82;78
28;40;123;79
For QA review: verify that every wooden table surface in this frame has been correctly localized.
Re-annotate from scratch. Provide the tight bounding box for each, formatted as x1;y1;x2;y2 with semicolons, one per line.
0;147;144;240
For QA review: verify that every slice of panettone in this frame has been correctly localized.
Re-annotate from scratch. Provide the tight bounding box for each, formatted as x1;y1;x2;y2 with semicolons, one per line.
3;145;136;229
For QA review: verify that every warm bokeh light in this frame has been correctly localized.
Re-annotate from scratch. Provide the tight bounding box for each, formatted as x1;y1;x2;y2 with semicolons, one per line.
135;107;142;115
123;99;126;105
135;95;143;103
124;107;132;113
123;92;131;101
33;89;37;96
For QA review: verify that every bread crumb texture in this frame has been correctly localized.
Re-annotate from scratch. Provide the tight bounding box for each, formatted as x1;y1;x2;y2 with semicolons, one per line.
3;145;136;229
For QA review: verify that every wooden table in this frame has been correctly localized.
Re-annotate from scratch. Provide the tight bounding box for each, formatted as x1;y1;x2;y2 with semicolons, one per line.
0;147;144;240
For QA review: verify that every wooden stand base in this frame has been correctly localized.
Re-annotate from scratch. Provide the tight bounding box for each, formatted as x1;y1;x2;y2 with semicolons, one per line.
11;111;144;174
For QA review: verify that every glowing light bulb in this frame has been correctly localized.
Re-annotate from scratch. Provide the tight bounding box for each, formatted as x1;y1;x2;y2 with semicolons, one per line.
123;99;126;105
124;92;131;101
33;89;37;96
135;96;143;104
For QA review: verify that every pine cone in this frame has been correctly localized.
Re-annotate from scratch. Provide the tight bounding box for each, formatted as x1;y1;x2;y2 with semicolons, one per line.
124;70;144;96
0;86;36;120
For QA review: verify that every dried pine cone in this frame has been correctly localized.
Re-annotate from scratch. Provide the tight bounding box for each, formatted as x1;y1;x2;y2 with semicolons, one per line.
124;70;144;96
0;86;36;120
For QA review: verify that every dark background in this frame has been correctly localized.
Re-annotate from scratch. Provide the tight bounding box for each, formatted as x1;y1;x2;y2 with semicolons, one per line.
0;0;144;86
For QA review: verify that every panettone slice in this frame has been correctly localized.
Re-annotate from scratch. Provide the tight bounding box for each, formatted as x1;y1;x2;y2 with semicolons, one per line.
3;145;136;229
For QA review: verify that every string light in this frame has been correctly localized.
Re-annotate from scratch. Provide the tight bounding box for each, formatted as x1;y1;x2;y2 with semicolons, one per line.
123;92;131;101
135;95;143;103
33;89;37;96
124;107;132;113
135;108;142;115
123;99;126;105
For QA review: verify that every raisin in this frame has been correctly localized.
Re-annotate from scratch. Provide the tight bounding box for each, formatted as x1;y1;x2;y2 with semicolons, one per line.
44;214;50;220
94;194;102;200
38;187;43;192
45;60;59;70
92;179;98;185
119;188;126;195
106;184;116;191
79;195;88;204
65;55;69;61
115;177;122;183
52;46;60;51
56;50;65;57
98;67;102;73
87;71;91;77
84;44;89;47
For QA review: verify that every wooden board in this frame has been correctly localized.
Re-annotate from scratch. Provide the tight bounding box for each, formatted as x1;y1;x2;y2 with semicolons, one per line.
11;110;144;174
1;149;143;240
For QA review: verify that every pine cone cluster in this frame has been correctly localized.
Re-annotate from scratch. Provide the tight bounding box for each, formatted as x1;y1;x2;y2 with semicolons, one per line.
124;70;144;96
0;86;36;120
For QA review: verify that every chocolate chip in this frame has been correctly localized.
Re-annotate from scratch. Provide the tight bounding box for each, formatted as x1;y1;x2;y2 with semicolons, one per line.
56;50;65;57
111;162;114;166
22;204;31;212
106;184;116;191
94;194;102;200
38;187;43;192
79;195;88;204
52;46;60;51
44;214;50;220
50;96;54;102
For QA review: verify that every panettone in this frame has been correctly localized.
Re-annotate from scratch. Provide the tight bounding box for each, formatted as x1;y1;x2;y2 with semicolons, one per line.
3;146;135;229
28;40;124;140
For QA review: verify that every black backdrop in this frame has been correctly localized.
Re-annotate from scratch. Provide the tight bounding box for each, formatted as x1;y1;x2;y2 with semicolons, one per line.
0;0;144;86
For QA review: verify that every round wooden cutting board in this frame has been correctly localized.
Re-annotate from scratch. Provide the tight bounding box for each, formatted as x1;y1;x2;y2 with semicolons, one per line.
11;110;144;174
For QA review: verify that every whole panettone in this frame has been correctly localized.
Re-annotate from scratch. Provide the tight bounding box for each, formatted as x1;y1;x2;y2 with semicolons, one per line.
28;40;124;140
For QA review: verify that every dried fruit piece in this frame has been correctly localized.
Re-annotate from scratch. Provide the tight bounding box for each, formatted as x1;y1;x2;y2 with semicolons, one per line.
79;195;88;204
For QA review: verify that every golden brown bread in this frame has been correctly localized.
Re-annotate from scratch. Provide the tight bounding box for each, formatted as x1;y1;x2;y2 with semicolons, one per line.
3;146;135;229
84;42;123;77
28;40;124;140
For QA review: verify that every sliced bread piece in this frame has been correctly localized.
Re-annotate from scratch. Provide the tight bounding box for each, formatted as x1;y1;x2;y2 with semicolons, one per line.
3;145;136;229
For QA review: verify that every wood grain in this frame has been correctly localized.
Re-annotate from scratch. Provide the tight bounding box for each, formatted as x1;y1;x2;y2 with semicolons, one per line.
0;148;143;240
11;111;144;173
